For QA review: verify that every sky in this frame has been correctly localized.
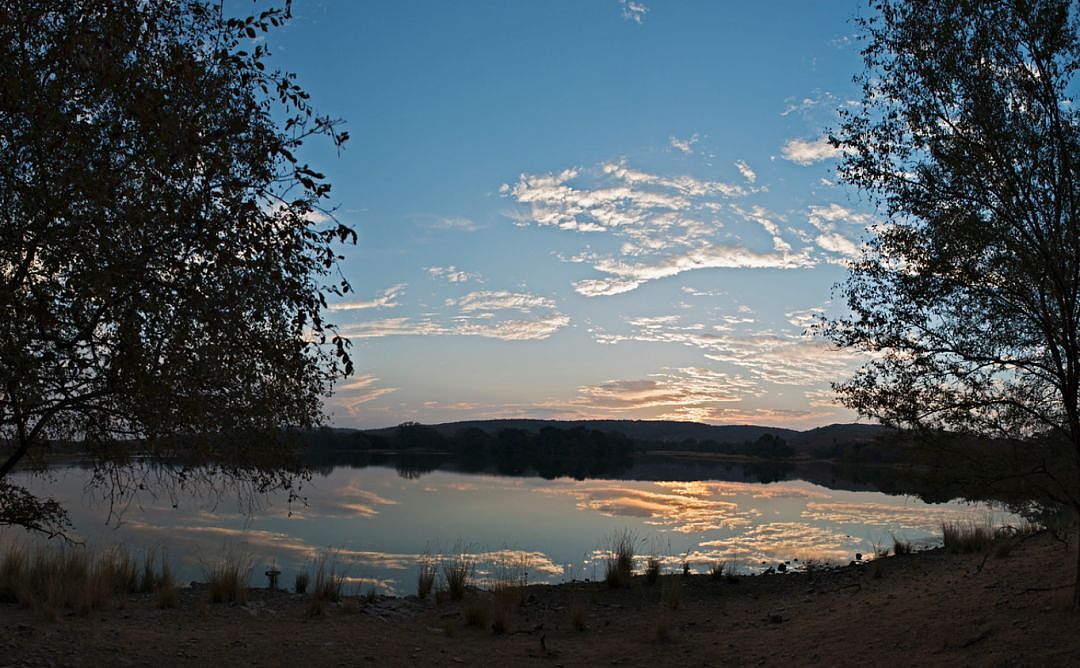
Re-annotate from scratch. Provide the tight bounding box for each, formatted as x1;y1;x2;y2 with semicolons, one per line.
260;0;879;430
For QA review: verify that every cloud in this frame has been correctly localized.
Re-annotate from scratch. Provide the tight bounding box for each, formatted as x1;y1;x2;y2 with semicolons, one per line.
426;265;480;283
592;316;863;386
734;160;756;184
572;367;762;413
504;161;816;296
669;133;700;154
806;204;874;259
339;290;569;341
786;306;825;331
448;290;556;313
620;0;648;23
572;244;812;296
780;136;844;165
537;481;752;533
733;205;790;252
432;217;477;232
329;373;400;416
328;283;406;311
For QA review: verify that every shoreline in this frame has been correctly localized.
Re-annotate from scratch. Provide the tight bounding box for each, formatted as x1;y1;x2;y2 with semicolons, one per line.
2;531;1077;666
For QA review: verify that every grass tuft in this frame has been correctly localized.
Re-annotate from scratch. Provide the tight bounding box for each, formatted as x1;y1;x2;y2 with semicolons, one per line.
604;529;636;589
644;556;661;585
203;547;252;604
941;519;997;554
443;549;474;601
294;571;310;595
417;555;437;599
892;534;913;555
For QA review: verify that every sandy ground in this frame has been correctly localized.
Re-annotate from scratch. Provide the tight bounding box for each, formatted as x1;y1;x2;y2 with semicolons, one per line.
1;532;1079;667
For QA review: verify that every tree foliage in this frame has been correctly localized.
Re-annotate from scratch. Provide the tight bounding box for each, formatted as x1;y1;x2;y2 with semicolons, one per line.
826;0;1080;603
0;0;354;534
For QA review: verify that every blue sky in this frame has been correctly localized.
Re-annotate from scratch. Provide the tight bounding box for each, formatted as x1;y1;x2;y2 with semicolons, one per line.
263;1;877;429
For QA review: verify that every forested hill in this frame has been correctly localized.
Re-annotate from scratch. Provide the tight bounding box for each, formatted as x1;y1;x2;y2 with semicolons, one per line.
357;419;889;452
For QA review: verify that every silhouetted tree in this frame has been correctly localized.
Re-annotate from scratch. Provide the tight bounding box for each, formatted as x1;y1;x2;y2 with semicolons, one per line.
826;0;1080;606
0;0;353;533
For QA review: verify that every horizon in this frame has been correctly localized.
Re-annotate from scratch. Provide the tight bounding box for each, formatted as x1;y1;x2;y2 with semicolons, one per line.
332;416;879;434
267;1;874;430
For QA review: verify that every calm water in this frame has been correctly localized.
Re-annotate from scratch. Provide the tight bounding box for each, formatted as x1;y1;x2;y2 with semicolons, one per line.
5;462;1014;595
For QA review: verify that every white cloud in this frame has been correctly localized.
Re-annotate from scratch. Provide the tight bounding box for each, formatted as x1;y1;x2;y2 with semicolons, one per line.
592;316;863;386
339;290;569;341
572;244;813;296
734;205;791;252
785;306;826;331
328;283;406;311
448;290;556;313
432;217;478;232
806;204;874;259
669;133;700;154
734;160;756;183
331;374;400;413
781;136;844;165
426;265;480;283
620;0;648;23
504;162;812;296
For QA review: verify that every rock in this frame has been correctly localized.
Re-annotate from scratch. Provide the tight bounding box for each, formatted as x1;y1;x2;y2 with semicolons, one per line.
777;563;787;573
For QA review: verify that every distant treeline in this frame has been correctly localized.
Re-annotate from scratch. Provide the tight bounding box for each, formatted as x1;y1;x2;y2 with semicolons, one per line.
300;423;828;480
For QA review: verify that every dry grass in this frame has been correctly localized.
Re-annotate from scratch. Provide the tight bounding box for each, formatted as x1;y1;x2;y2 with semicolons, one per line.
941;519;997;554
0;544;172;616
417;555;437;599
443;551;474;601
157;574;178;609
203;547;253;604
308;552;345;615
463;595;490;627
892;534;913;555
294;571;310;595
644;556;661;585
604;529;636;589
708;561;727;580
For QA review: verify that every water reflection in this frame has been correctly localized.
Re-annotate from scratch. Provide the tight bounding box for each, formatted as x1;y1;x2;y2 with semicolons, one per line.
2;463;1016;595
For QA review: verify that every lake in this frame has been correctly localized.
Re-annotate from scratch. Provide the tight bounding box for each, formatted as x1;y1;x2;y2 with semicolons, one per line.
4;458;1016;596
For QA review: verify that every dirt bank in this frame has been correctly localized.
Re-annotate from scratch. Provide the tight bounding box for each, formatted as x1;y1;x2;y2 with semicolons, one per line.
1;532;1078;666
